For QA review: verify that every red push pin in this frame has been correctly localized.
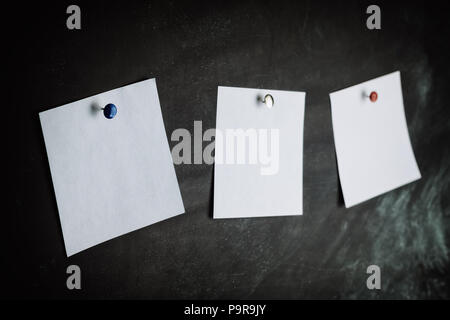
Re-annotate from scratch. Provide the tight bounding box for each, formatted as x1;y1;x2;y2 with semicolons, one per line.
369;91;378;102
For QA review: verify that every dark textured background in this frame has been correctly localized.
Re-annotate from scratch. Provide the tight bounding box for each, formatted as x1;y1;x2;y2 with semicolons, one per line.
5;0;450;299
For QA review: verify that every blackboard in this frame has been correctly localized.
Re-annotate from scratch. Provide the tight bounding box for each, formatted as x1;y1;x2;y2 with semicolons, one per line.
5;0;450;299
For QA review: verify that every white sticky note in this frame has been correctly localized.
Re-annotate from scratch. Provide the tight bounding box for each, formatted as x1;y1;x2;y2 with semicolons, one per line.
214;86;305;219
330;71;421;208
40;79;184;256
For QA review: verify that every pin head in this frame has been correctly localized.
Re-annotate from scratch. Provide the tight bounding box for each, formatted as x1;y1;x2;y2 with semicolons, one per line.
369;91;378;102
103;103;117;119
264;94;274;108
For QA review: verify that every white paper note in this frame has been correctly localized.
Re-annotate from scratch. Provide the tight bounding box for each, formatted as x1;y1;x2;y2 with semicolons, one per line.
330;71;421;208
40;79;184;256
214;86;305;219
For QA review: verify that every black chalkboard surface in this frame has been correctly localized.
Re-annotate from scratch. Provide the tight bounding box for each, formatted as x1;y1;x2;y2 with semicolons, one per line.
5;0;450;299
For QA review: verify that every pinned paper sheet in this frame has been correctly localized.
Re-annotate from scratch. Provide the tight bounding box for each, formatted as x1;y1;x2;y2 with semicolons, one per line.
330;71;421;208
214;86;305;219
40;79;184;256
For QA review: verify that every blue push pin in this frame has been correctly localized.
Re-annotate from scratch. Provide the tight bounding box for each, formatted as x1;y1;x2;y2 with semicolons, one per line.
102;103;117;119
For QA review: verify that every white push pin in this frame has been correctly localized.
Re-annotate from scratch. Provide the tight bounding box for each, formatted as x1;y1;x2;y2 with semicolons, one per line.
263;94;274;109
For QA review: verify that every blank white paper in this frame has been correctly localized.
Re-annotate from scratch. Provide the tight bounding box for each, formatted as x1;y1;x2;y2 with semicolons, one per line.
214;86;305;219
330;71;421;208
40;79;184;256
